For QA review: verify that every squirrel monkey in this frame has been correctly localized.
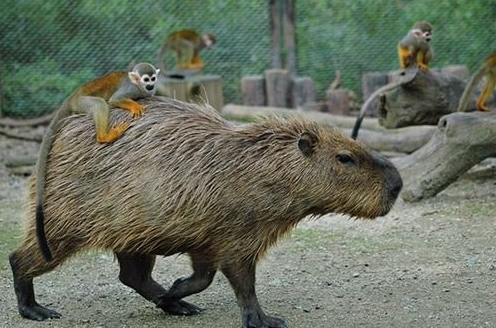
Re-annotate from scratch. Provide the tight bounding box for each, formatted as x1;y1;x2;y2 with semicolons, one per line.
36;62;160;261
457;52;496;112
398;21;434;71
157;29;216;72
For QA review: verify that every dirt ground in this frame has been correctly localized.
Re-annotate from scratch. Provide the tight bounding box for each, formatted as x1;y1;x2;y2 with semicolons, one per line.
0;129;494;328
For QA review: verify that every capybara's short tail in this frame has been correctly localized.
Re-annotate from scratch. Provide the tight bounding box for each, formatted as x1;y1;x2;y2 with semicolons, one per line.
36;204;52;262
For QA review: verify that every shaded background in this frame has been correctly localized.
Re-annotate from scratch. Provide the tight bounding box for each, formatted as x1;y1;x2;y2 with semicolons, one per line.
1;0;495;117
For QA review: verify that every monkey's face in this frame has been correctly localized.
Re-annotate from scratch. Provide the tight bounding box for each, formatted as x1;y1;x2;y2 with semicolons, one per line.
140;72;159;93
412;21;433;42
129;64;160;95
411;28;433;42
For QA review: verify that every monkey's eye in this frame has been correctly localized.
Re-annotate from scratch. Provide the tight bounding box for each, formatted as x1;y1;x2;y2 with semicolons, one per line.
336;153;355;167
141;75;151;83
150;76;157;82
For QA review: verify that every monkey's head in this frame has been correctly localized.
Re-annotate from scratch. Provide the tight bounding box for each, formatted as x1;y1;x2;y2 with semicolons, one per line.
411;21;433;42
128;62;161;95
201;33;216;49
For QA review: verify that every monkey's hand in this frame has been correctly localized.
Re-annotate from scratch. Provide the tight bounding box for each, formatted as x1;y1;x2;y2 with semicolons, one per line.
110;99;145;118
417;63;429;71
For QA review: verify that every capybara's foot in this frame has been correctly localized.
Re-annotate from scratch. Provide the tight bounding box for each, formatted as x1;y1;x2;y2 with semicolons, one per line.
242;310;288;328
157;299;202;315
18;303;61;321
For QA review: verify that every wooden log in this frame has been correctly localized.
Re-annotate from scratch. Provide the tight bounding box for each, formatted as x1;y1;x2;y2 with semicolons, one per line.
264;69;289;108
156;74;223;110
290;76;315;108
326;89;351;116
440;64;469;79
221;104;435;153
393;111;496;201
377;68;496;128
241;75;266;106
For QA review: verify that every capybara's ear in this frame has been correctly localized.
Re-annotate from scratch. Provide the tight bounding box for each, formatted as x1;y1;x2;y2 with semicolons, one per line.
298;131;318;157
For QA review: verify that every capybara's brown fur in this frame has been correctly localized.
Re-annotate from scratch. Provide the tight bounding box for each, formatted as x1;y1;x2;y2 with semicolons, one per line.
10;97;402;327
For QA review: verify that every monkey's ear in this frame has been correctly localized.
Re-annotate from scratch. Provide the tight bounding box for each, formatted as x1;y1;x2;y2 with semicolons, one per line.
155;69;161;75
128;72;141;85
298;131;318;157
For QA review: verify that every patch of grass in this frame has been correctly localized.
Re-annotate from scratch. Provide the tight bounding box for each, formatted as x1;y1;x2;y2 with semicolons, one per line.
290;228;403;254
0;224;22;275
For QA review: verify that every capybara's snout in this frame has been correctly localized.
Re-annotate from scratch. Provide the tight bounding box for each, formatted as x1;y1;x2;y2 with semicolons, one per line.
371;151;403;214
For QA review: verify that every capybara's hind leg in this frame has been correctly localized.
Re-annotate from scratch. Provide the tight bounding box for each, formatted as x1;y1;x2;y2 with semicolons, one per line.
9;251;61;320
156;253;217;315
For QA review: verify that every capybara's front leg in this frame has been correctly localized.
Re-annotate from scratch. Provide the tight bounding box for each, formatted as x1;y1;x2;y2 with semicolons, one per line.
116;253;169;302
9;252;61;321
222;259;288;328
156;253;217;315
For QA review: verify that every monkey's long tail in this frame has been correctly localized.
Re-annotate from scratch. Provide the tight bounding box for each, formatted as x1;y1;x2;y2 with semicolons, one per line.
351;116;364;140
36;205;53;261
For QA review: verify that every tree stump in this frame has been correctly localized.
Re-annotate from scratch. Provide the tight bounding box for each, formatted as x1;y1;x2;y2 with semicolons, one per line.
156;74;223;110
265;69;290;108
290;76;315;108
393;111;496;201
241;75;266;106
361;71;388;117
377;68;496;128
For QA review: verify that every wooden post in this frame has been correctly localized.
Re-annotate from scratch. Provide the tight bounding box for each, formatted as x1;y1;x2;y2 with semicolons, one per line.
265;69;289;108
241;75;266;106
290;76;314;108
156;74;223;110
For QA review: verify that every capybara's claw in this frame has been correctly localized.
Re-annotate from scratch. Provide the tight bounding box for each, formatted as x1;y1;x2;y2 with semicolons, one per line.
157;299;202;315
19;304;61;321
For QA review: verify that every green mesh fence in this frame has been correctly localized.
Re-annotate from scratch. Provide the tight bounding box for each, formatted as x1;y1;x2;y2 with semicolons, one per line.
0;0;495;117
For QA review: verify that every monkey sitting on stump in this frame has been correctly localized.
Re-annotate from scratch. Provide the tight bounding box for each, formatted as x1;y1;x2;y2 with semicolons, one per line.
35;62;160;262
397;21;434;71
157;29;216;77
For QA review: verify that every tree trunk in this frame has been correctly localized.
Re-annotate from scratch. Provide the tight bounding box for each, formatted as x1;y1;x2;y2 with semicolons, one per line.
393;111;496;201
377;69;467;128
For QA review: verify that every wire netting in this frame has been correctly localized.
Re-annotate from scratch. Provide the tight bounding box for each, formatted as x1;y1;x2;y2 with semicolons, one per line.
0;0;495;117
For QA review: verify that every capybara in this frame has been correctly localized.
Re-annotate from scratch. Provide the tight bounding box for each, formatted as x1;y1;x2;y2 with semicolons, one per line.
9;97;402;327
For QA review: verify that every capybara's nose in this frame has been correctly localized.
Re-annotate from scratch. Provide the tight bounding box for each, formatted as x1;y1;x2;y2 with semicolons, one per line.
389;176;403;200
371;151;403;201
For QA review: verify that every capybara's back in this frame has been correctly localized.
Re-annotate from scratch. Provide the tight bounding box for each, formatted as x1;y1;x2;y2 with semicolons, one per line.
10;97;402;326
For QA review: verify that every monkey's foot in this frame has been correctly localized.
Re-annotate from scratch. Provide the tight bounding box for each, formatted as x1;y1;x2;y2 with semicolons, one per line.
156;299;203;315
97;121;130;143
18;303;61;321
476;103;490;111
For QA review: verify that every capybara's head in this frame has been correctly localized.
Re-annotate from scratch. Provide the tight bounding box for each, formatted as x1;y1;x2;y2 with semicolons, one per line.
248;117;403;219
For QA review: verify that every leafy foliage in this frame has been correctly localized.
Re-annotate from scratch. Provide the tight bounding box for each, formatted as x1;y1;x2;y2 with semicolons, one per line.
0;0;494;117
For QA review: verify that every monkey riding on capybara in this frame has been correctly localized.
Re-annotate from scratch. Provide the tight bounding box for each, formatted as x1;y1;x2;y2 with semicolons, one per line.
9;97;402;328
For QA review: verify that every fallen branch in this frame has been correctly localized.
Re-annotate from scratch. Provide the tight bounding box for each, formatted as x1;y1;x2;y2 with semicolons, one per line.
394;111;496;201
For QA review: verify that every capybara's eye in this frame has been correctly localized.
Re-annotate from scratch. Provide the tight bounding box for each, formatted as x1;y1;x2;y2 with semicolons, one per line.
336;153;355;167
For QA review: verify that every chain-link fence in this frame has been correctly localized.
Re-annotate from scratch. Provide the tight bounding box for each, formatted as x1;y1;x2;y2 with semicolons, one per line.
1;0;495;117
